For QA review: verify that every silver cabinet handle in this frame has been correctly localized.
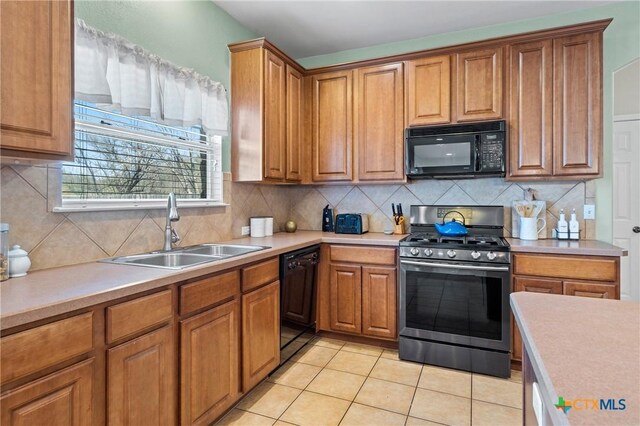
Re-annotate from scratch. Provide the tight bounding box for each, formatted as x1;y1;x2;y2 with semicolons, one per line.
400;259;509;272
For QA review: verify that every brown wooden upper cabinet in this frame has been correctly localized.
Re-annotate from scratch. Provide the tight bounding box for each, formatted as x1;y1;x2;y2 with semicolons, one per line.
311;70;354;182
230;42;304;183
455;47;504;122
552;32;602;177
508;40;554;178
405;55;451;126
354;63;405;181
263;50;287;180
0;0;74;161
508;31;603;179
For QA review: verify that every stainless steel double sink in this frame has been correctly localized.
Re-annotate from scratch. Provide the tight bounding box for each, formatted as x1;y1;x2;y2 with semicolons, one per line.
100;244;269;270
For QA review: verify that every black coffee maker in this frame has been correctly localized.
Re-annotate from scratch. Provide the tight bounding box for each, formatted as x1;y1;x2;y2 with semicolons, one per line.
322;205;334;232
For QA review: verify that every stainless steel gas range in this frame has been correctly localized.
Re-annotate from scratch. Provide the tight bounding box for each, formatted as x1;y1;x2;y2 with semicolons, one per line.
398;205;511;378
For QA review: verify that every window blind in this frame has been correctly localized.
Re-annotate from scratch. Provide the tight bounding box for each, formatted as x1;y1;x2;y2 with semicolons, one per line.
62;102;222;203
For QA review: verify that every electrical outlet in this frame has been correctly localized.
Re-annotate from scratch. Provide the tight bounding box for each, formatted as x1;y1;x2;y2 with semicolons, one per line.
584;204;595;220
241;226;250;236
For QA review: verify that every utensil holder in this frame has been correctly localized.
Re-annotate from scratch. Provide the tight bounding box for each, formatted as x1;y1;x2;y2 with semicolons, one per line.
394;224;404;235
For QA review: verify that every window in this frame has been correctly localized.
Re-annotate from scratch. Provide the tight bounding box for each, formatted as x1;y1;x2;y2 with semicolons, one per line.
60;102;223;211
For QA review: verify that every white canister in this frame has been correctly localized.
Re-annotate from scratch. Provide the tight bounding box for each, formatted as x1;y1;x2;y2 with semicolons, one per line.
264;217;274;236
250;217;266;238
519;217;546;241
8;245;31;278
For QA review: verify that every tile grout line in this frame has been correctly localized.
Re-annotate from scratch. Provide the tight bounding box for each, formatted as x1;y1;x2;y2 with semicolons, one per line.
404;364;423;426
335;345;385;425
275;339;346;424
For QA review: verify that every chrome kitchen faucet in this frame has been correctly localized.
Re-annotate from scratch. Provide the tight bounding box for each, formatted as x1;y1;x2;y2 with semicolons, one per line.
163;192;180;251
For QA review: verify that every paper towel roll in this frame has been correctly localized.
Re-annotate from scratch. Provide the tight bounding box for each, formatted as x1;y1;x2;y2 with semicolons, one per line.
250;217;266;238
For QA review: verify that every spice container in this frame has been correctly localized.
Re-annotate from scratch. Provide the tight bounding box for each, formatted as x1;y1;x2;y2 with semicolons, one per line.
0;224;9;281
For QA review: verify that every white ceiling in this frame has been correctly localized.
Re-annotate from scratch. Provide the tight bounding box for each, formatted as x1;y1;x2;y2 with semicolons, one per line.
215;1;614;59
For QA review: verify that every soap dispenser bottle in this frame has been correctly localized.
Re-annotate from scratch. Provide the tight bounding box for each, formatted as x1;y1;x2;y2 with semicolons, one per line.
569;209;580;240
557;209;569;240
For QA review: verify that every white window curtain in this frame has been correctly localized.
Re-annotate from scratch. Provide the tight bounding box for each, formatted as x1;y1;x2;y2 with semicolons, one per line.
74;19;228;136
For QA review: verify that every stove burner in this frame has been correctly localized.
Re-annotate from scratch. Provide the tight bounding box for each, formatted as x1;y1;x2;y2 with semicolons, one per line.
406;233;505;247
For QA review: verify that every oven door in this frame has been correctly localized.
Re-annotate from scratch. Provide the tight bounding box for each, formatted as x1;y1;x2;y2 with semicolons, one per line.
399;258;510;352
406;134;479;177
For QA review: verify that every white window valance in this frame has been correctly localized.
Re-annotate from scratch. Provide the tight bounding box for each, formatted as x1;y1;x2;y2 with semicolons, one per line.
74;19;228;136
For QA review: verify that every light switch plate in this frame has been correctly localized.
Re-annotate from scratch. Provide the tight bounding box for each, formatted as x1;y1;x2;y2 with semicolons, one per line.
584;204;595;220
241;226;250;236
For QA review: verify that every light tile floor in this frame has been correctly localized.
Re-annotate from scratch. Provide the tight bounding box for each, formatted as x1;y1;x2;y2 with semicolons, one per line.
217;337;523;426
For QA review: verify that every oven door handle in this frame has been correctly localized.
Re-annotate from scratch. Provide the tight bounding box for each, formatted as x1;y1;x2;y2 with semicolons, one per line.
400;259;510;272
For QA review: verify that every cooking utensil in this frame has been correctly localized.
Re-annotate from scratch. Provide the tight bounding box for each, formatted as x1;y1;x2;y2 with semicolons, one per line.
523;204;534;218
531;202;545;218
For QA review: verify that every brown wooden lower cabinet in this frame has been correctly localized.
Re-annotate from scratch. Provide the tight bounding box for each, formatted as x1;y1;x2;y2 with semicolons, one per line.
242;281;280;392
319;244;398;341
511;253;620;362
107;326;175;426
329;263;362;334
1;359;94;426
180;299;239;426
512;276;563;361
362;266;397;339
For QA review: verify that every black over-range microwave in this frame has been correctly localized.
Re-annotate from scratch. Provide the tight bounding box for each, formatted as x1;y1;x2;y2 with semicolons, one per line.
405;120;506;179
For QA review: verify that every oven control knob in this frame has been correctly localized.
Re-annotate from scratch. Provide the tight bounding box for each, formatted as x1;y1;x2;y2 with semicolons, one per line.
446;250;456;258
423;248;433;257
410;248;420;256
471;251;481;260
487;252;497;260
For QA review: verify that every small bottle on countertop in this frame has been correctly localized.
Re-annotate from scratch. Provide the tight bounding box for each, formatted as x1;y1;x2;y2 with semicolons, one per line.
557;209;569;239
569;209;580;240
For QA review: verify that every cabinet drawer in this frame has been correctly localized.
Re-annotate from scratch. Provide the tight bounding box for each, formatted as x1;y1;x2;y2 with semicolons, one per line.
330;245;396;266
107;290;173;343
1;313;93;383
513;254;618;282
180;270;240;315
563;281;618;299
242;258;279;292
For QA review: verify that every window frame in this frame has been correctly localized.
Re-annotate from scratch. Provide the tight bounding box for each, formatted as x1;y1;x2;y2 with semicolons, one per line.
55;103;227;213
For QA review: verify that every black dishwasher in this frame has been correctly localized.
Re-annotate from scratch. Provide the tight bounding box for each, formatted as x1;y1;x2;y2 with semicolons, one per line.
279;245;319;364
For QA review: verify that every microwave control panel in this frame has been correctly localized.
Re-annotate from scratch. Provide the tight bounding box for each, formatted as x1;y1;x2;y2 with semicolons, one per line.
480;134;505;171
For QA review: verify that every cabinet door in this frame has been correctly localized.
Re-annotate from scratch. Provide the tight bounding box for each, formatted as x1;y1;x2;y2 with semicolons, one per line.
362;266;397;339
553;32;602;177
405;55;451;126
329;264;362;334
512;276;562;361
264;50;286;180
180;300;239;426
355;63;405;181
242;281;280;391
508;40;553;178
1;359;93;426
108;326;175;426
563;281;617;299
311;70;353;182
0;0;73;158
286;65;304;182
456;48;503;121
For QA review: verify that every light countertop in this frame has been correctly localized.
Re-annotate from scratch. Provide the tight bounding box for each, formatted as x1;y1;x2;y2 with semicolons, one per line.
511;293;640;425
0;231;405;331
507;238;627;257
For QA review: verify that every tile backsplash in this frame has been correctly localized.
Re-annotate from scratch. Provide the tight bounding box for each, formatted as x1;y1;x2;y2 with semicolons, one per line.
0;165;291;271
288;179;596;240
0;164;595;271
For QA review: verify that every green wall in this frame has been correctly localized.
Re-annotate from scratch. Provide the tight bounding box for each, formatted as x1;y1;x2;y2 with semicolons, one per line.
75;0;257;172
298;1;640;243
